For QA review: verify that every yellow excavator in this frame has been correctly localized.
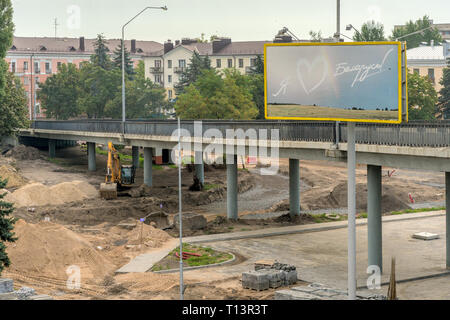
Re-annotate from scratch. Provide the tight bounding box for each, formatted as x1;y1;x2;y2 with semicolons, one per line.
100;142;136;199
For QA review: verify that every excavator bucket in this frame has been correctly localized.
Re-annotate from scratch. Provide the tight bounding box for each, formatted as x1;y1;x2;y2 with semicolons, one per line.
100;183;118;200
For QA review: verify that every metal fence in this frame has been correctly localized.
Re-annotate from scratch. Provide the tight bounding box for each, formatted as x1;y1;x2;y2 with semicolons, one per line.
32;120;450;148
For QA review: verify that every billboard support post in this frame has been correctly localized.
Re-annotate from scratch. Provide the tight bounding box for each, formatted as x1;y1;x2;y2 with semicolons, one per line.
347;122;357;300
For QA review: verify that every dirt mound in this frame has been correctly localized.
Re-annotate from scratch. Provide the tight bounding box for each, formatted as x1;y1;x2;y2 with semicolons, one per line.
6;219;116;282
5;181;98;208
322;182;410;213
0;164;27;189
110;223;173;248
5;145;40;160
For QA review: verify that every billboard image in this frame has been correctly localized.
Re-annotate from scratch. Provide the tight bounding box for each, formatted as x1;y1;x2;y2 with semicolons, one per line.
264;42;406;123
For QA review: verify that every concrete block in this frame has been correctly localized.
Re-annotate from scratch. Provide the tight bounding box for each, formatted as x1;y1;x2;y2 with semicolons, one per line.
174;212;207;231
16;287;36;300
291;286;319;294
260;270;284;289
29;294;54;300
0;292;18;300
0;279;13;294
314;290;339;298
242;271;270;291
412;232;440;240
275;290;323;300
282;270;298;285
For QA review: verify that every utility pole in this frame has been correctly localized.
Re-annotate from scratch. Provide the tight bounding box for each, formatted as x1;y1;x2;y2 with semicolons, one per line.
54;18;59;39
30;54;34;121
336;0;341;41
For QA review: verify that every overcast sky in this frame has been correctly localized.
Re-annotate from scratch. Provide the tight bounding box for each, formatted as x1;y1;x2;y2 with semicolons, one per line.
11;0;450;42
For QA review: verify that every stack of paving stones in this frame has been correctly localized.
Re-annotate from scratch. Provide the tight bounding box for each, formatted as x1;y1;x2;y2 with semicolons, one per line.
242;261;298;291
0;278;53;300
275;283;387;300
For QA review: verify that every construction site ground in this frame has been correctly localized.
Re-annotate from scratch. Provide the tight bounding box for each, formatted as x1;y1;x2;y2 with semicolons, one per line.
0;144;448;300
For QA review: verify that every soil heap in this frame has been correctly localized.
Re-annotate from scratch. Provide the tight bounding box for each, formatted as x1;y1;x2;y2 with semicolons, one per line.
0;164;27;189
5;145;40;160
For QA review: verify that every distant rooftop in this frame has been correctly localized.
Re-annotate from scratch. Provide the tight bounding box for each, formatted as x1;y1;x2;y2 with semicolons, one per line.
407;45;446;60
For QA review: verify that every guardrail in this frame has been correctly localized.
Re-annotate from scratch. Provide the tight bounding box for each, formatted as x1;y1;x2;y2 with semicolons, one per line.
30;120;450;148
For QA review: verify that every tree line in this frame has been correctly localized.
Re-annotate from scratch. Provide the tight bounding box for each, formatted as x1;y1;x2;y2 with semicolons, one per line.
38;34;168;120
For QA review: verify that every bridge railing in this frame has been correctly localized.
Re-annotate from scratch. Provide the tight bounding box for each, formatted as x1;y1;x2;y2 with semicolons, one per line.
32;120;450;148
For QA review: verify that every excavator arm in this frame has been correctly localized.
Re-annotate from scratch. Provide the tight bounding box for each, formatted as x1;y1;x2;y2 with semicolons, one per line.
100;142;120;199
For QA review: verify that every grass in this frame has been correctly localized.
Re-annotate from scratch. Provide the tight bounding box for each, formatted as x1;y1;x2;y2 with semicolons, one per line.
203;183;220;191
151;243;233;271
267;104;398;121
169;164;178;169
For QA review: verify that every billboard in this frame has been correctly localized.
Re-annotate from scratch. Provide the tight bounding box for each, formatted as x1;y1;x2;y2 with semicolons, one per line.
264;42;407;123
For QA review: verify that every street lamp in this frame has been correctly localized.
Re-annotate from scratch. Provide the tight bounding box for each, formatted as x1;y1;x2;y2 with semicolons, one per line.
395;26;434;41
121;6;168;133
346;24;362;39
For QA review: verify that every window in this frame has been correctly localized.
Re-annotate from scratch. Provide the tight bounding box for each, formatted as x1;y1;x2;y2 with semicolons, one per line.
45;62;51;74
24;61;28;71
413;69;420;75
154;74;162;84
168;75;172;83
155;60;161;68
168;60;172;68
168;89;173;100
216;59;221;68
57;62;62;69
250;58;257;67
428;68;435;84
227;59;233;68
179;59;186;68
11;62;16;73
24;77;29;85
34;61;40;74
239;59;244;68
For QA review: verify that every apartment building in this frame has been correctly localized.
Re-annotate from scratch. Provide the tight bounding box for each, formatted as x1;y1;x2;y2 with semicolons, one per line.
407;41;450;92
144;37;268;101
5;36;162;119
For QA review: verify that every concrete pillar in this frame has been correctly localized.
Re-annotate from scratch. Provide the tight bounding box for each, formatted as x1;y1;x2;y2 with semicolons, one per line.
367;165;382;273
446;172;450;269
227;154;238;220
87;142;96;172
48;139;56;158
289;159;300;217
194;151;204;184
144;147;153;187
132;146;140;169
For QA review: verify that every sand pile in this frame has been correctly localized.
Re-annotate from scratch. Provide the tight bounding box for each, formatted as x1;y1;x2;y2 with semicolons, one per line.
6;219;116;282
111;222;173;248
5;145;40;160
5;181;98;207
0;164;27;189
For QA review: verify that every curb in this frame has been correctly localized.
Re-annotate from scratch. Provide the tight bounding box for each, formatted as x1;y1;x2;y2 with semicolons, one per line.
152;253;236;274
184;211;446;243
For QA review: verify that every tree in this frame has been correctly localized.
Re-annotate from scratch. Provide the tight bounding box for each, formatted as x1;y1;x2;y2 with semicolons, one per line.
0;0;14;102
113;40;135;79
408;72;438;120
0;177;17;276
175;69;258;120
309;30;322;42
353;21;386;41
439;58;450;119
0;72;29;136
105;61;167;119
391;15;442;49
238;56;265;119
39;63;82;120
77;63;121;118
90;34;113;70
174;51;212;95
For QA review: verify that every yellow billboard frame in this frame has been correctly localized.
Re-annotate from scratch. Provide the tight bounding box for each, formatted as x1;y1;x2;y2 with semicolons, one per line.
264;41;406;124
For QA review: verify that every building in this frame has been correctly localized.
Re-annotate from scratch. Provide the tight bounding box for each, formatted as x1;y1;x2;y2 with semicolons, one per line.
5;36;163;119
407;41;450;92
144;37;270;101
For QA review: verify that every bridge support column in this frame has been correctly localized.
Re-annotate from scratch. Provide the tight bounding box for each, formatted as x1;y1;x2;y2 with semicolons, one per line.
227;154;238;220
446;172;450;269
144;147;153;187
87;142;96;172
194;151;204;185
368;165;382;273
132;146;140;169
289;159;300;217
48;139;56;158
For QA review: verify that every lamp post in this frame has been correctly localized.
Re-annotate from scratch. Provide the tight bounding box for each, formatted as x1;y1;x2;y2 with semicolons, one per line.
346;24;362;39
395;26;434;41
121;6;168;133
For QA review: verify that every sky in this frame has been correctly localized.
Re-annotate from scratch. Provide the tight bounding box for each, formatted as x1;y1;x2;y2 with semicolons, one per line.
10;0;450;42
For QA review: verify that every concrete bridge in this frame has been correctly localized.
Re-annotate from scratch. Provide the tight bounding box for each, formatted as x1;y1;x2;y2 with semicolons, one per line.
18;119;450;273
